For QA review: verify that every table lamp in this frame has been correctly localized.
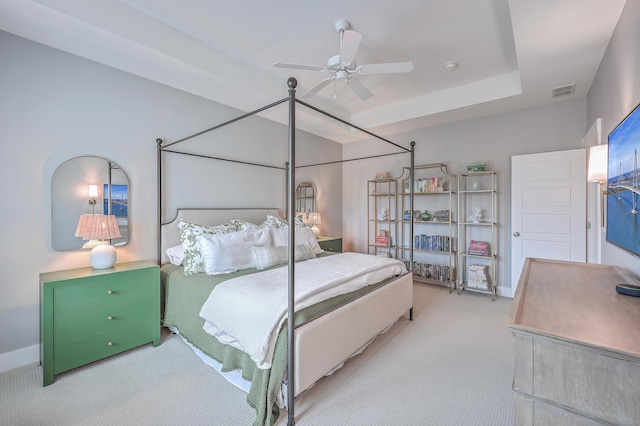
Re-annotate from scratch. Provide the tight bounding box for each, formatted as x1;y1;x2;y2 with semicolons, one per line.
307;212;322;238
75;214;122;269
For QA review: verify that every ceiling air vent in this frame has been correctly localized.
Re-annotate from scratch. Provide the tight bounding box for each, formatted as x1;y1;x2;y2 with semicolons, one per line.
552;84;576;98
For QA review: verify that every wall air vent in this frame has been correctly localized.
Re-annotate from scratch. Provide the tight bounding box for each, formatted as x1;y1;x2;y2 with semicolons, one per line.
552;84;576;98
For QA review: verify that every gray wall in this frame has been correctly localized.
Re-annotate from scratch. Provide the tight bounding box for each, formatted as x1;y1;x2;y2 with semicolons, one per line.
342;99;587;296
587;0;640;276
0;31;341;362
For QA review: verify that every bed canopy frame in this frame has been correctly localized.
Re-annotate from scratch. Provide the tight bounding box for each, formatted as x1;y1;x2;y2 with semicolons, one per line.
156;77;415;425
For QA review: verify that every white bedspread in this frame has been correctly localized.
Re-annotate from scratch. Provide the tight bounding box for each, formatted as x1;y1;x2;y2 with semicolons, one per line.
199;252;406;369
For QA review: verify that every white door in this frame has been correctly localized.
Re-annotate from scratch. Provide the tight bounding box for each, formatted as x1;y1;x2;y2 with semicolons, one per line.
511;149;587;295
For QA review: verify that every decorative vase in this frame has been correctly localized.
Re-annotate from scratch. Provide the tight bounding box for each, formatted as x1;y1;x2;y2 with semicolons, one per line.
420;210;432;221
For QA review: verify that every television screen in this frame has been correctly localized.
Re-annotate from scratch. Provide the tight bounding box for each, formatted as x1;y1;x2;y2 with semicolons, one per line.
103;184;128;218
607;103;640;256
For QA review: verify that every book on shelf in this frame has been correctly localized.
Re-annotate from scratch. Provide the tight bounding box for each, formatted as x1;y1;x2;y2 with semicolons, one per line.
414;177;444;193
375;172;391;180
414;234;450;252
467;264;491;287
403;259;452;283
467;240;489;256
433;210;450;222
375;235;390;246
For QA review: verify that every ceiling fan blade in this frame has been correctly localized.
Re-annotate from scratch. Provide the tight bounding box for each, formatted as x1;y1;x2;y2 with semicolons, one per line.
339;30;363;65
355;61;414;75
301;77;334;98
273;62;324;71
346;78;373;100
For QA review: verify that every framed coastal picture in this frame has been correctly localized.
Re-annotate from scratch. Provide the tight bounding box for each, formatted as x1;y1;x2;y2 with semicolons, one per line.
606;103;640;257
103;184;129;218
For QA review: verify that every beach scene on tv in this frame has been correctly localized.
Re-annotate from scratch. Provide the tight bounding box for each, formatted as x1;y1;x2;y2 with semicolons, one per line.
607;105;640;256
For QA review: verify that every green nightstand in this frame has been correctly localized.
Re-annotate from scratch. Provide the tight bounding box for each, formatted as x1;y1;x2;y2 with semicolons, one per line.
40;260;160;386
317;236;342;253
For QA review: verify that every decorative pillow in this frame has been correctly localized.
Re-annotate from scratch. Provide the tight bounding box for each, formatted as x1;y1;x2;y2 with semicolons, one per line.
165;244;185;266
259;214;305;229
230;219;259;231
252;243;316;270
270;226;323;255
199;228;272;275
177;218;238;275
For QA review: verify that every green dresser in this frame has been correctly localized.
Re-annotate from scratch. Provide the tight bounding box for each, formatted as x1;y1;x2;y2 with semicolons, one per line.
40;260;160;386
317;236;342;253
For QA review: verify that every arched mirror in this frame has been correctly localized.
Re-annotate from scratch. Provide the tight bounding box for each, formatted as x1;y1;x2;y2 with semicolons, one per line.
52;156;129;250
295;181;317;216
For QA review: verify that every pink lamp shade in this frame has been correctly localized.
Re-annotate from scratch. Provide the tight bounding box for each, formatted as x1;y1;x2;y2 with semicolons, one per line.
307;212;322;238
75;214;121;269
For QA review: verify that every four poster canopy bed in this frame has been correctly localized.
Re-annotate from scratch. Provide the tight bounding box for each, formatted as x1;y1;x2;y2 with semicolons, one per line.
156;78;416;425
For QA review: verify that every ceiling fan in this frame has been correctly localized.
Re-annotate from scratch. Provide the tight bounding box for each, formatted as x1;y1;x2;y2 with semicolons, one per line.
273;19;414;100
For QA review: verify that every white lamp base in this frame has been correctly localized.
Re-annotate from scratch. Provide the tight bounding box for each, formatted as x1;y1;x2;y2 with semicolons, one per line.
311;225;320;238
82;240;105;249
90;244;117;269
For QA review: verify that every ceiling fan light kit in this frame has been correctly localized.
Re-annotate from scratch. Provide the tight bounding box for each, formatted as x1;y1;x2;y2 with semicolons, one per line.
273;18;414;100
445;61;458;71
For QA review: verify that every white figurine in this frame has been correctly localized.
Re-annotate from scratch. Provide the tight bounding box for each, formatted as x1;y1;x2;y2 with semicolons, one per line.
469;207;484;223
378;207;389;220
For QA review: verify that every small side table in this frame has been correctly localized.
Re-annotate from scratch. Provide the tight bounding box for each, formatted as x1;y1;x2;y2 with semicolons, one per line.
317;236;342;253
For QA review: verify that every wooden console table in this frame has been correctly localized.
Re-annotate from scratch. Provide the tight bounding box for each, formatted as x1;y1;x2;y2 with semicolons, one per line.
508;258;640;425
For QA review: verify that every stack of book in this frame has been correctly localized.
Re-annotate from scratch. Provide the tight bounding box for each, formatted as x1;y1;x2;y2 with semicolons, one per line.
403;259;452;283
414;177;443;192
375;230;391;247
414;234;450;252
467;162;486;172
433;210;450;222
467;264;490;289
375;235;390;246
375;172;391;180
467;240;489;256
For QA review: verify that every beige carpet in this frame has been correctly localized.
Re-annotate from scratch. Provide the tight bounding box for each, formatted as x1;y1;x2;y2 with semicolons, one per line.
0;284;514;426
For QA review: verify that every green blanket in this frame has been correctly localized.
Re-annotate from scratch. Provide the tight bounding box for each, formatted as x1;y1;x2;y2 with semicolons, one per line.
161;260;392;426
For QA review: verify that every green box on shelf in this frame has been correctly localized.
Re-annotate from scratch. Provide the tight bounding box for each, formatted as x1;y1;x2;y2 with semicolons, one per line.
467;162;485;172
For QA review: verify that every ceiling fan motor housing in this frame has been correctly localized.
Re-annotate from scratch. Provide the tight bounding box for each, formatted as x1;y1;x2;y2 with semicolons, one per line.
327;54;356;70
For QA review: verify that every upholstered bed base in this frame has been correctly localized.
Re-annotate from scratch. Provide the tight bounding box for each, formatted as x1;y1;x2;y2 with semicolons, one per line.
293;271;412;396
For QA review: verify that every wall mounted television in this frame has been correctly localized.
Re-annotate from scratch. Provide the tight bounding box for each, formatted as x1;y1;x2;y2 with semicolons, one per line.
607;102;640;257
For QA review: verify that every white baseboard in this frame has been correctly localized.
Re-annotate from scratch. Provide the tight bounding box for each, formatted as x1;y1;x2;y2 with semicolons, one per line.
0;344;40;373
497;285;514;299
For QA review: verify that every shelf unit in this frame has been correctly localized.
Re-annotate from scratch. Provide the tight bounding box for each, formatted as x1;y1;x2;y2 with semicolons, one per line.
367;178;397;258
457;171;498;300
398;164;456;292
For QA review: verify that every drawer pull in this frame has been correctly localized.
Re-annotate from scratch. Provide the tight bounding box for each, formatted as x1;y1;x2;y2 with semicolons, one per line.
107;316;113;320
107;290;113;295
107;341;113;346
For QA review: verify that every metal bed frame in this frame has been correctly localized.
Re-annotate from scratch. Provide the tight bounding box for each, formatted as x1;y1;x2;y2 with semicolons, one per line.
156;77;416;425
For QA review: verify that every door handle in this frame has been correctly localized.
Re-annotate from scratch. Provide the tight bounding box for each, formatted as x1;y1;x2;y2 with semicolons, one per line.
513;232;520;237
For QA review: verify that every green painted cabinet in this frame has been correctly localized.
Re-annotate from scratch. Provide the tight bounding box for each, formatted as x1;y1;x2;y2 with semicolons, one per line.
40;260;160;386
317;237;342;253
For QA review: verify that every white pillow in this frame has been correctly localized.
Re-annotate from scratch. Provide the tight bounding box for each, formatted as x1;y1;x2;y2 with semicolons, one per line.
252;243;316;270
199;228;272;275
229;219;259;231
177;218;238;275
165;244;185;266
270;226;323;255
259;214;305;229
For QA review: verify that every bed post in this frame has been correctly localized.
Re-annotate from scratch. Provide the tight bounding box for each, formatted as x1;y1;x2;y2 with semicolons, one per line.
409;141;415;321
156;138;163;265
286;77;297;426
